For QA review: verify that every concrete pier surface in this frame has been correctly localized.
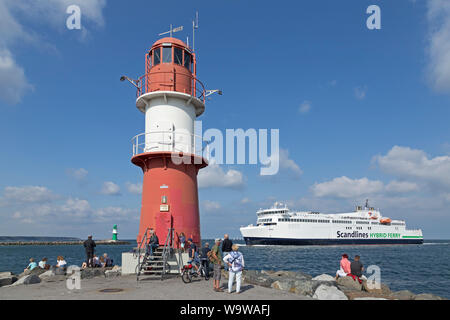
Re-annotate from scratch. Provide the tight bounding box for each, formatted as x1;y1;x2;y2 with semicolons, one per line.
0;274;309;300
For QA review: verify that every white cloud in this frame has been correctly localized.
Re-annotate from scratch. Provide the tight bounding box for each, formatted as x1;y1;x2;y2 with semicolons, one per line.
202;200;221;212
298;100;312;114
66;168;88;181
198;163;245;189
126;182;142;195
375;146;450;190
0;49;33;104
100;181;121;195
311;176;384;198
240;197;251;204
94;206;139;223
426;0;450;93
385;180;419;193
354;85;368;100
0;185;57;205
0;0;107;104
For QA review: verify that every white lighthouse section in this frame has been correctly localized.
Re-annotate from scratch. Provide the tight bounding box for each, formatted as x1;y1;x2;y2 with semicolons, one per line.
133;91;205;156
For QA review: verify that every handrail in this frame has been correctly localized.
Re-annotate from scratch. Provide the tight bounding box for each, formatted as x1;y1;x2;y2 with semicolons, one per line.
135;227;152;281
131;130;210;158
136;71;206;104
161;228;174;280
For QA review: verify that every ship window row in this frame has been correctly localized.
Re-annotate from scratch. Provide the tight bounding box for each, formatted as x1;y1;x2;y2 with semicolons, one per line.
356;221;370;224
148;46;192;71
332;220;352;224
391;223;405;226
278;218;330;223
258;218;273;223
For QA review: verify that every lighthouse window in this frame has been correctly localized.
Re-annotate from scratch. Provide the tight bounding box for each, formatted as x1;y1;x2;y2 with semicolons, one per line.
153;48;161;65
174;47;183;65
163;46;172;63
184;51;191;70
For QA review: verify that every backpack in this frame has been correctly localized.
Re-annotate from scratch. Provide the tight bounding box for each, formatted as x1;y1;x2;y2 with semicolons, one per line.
229;252;243;271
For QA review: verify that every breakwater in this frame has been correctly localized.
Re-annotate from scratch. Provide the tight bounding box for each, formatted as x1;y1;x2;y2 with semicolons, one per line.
0;240;130;246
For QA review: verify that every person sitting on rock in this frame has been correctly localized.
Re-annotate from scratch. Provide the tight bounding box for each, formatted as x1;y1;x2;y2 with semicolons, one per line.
38;257;50;270
24;258;38;272
92;255;101;267
350;255;367;280
56;256;67;269
335;253;351;280
103;253;113;267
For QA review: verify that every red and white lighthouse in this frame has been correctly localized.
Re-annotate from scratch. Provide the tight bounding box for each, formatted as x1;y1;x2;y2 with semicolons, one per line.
129;37;208;246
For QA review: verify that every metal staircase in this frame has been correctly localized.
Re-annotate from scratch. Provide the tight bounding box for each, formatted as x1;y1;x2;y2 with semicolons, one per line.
136;228;182;281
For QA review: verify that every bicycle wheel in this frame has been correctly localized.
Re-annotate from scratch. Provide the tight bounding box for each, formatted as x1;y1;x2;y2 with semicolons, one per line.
181;270;192;283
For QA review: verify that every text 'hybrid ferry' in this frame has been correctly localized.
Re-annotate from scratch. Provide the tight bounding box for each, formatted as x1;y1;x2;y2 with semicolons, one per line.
240;200;423;246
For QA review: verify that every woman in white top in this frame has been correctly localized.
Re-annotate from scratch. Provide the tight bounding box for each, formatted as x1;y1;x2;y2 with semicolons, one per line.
56;256;67;268
223;244;245;294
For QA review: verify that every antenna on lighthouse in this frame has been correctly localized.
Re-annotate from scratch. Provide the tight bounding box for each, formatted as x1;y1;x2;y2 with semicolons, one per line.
192;11;199;51
158;24;184;37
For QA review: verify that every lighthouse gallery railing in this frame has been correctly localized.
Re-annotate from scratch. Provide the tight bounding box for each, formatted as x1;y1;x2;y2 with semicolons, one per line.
131;131;210;159
135;71;206;104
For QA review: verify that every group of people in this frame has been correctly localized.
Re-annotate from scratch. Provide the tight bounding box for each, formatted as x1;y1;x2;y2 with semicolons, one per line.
82;235;113;268
181;233;245;294
335;253;366;281
24;256;67;273
24;235;113;272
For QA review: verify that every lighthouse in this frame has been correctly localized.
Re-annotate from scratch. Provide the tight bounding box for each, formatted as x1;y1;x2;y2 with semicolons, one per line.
128;37;208;247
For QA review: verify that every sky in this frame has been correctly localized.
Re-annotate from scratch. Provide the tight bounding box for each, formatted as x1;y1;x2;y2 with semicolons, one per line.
0;0;449;240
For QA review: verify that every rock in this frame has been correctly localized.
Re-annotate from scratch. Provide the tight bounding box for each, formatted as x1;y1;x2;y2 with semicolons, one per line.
244;270;275;288
11;274;41;286
271;279;295;292
24;275;41;285
390;290;415;300
354;297;388;300
80;268;105;279
54;267;66;276
414;293;443;300
0;273;15;287
337;276;362;291
39;270;55;279
313;284;348;300
291;279;316;296
112;265;121;271
312;274;336;282
105;270;121;278
362;281;391;295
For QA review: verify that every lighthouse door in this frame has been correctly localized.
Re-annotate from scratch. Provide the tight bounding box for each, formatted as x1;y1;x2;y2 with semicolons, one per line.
156;212;173;245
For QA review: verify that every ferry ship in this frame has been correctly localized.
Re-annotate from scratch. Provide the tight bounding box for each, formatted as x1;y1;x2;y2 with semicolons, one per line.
240;200;423;245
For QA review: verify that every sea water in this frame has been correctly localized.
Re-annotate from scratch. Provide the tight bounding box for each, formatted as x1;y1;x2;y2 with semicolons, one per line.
0;239;448;298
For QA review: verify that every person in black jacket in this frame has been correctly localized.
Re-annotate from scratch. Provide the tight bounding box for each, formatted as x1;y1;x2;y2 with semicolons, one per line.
83;235;96;267
221;234;233;271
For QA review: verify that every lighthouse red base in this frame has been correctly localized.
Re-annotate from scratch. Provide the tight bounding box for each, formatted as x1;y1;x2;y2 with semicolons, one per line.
132;152;207;246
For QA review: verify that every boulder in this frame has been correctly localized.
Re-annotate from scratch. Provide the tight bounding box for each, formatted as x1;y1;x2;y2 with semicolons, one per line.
390;290;415;300
337;276;362;291
24;275;41;285
354;297;388;300
54;267;66;276
313;284;348;300
271;279;295;292
312;274;336;282
413;293;443;300
244;270;275;288
291;279;316;296
0;272;16;287
362;281;391;295
105;270;121;278
80;268;105;279
39;270;55;279
12;274;41;286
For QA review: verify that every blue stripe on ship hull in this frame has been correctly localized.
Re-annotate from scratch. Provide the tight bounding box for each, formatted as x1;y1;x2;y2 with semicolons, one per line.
243;237;423;246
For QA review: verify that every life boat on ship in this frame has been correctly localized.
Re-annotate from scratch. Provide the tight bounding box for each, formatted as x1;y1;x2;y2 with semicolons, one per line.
380;218;392;224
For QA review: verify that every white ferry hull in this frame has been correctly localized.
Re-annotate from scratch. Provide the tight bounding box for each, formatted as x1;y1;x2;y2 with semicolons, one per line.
240;218;423;246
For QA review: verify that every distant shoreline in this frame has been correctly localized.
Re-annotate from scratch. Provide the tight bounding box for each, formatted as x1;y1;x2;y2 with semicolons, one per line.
0;240;131;246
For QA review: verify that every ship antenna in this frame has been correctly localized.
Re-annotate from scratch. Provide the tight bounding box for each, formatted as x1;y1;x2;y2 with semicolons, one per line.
365;199;369;208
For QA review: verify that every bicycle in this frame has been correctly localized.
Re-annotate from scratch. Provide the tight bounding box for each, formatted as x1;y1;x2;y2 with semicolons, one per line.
181;260;209;283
